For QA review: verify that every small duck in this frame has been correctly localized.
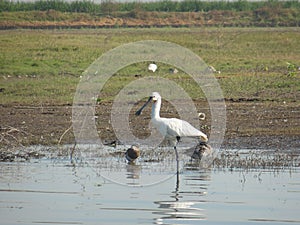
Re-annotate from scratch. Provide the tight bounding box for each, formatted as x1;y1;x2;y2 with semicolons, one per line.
125;145;140;163
191;142;212;160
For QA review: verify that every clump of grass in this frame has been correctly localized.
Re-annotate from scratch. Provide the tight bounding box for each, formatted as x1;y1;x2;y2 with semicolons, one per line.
286;62;298;77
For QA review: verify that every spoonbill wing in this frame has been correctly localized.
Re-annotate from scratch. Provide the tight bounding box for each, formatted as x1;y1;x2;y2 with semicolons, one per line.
164;118;206;138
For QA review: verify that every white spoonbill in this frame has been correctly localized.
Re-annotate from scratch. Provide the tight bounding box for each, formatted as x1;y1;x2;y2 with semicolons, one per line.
135;92;208;171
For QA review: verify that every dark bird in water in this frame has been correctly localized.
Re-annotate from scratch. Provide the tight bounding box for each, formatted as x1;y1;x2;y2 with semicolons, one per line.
125;145;140;163
191;142;212;160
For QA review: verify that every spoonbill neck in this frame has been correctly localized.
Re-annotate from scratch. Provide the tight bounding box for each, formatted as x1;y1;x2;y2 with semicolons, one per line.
151;99;161;119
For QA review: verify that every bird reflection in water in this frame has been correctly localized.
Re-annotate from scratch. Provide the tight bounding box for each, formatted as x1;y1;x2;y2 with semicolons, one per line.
125;163;142;186
153;166;211;224
124;145;142;185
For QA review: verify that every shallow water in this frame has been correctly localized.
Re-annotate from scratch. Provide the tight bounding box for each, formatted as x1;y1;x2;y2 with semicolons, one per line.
0;146;300;225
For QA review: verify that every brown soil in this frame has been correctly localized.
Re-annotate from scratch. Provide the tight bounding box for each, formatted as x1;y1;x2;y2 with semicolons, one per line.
1;100;299;151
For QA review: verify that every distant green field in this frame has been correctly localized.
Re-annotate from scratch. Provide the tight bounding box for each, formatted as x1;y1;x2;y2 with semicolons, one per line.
0;27;299;105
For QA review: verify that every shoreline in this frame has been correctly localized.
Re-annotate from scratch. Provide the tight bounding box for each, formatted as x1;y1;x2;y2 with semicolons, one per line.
1;101;299;151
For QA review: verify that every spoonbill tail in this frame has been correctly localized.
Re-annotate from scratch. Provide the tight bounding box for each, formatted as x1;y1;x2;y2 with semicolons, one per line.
135;92;208;172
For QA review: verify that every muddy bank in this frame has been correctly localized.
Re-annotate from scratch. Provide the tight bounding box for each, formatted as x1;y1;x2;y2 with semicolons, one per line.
0;101;299;152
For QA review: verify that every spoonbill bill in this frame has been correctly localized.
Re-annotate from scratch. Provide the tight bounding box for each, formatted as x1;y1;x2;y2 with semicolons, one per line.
135;92;208;171
125;145;140;163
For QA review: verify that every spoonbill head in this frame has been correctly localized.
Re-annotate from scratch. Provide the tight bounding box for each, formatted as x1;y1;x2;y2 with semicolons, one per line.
135;92;208;149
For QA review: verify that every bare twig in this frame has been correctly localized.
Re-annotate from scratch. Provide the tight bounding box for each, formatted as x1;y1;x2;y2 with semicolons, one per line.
0;125;28;147
58;125;72;145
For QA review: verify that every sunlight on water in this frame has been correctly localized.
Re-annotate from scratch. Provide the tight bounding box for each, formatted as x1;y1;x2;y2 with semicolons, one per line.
0;146;299;225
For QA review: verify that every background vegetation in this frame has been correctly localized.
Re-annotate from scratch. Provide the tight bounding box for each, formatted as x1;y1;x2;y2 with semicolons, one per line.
1;28;299;105
1;0;300;28
1;1;299;104
1;0;300;13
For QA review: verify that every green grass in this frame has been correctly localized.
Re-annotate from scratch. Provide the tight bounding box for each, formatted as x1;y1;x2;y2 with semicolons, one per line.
0;27;299;105
1;76;78;105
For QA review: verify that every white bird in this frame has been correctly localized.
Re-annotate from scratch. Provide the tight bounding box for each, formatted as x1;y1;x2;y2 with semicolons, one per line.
135;92;208;172
148;63;157;72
